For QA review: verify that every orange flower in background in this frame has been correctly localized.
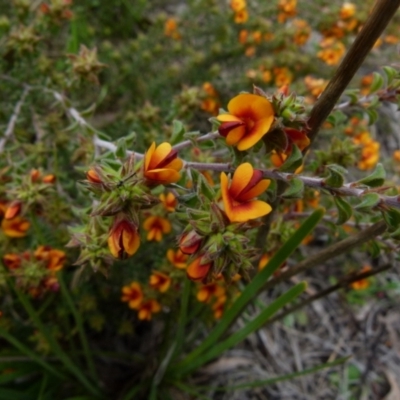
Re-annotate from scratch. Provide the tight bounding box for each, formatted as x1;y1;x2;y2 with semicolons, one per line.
34;246;66;272
220;163;271;223
1;216;30;238
143;142;183;185
3;253;21;270
197;282;225;303
143;215;171;242
30;169;41;182
212;295;227;319
108;218;140;258
258;253;270;271
187;256;212;282
178;230;203;255
339;2;356;20
4;201;22;220
273;67;293;88
217;94;275;151
86;169;102;184
234;8;248;24
351;265;372;290
121;282;143;309
164;18;181;40
42;174;56;184
137;299;161;321
149;271;171;293
159;192;177;212
304;76;328;98
293;19;311;46
230;0;246;11
278;0;297;23
317;39;346;66
166;248;188;269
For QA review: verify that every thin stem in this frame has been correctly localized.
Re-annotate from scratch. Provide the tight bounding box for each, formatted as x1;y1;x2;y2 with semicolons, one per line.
172;132;220;152
0;87;30;153
263;220;387;291
306;0;400;147
265;263;392;326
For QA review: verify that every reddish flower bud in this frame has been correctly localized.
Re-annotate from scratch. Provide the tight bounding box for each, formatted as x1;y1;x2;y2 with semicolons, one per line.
187;256;212;282
86;169;102;184
3;253;21;270
108;218;140;259
178;230;202;255
42;174;56;184
30;169;41;182
4;201;22;220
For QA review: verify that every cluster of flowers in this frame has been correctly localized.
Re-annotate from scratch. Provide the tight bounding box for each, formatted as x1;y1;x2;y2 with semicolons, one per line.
344;117;380;171
3;245;66;297
200;82;221;116
230;0;249;24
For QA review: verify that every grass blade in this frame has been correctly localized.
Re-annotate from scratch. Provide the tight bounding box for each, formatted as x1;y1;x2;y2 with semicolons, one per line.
177;282;306;376
174;209;324;373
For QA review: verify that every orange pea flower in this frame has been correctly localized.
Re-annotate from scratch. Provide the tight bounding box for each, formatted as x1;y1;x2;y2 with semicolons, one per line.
186;256;212;282
42;174;56;184
220;163;271;223
258;253;270;271
1;216;30;238
159;192;177;212
86;169;102;184
121;282;143;309
197;282;225;303
4;201;22;220
137;299;161;321
351;266;372;290
34;246;66;271
143;216;171;242
166;248;188;269
149;271;171;293
178;230;203;255
212;295;227;319
3;253;21;270
108;218;140;258
143;142;183;185
217;94;274;151
230;0;246;12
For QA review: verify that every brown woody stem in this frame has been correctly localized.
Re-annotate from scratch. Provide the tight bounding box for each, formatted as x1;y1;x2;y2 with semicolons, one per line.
263;220;387;291
306;0;400;146
265;263;392;326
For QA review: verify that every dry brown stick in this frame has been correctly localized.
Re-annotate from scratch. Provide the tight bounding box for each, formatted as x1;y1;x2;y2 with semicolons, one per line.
306;0;400;146
265;263;392;327
263;220;387;291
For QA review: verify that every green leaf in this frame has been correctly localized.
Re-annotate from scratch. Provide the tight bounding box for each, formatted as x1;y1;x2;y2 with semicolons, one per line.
334;196;353;225
279;145;303;172
344;89;360;105
115;138;127;159
365;108;378;125
182;283;306;373
355;193;380;212
281;177;304;199
196;172;215;201
172;209;325;377
357;164;386;187
326;110;347;126
369;72;384;93
382;208;400;230
324;164;347;188
383;66;397;86
170;120;185;145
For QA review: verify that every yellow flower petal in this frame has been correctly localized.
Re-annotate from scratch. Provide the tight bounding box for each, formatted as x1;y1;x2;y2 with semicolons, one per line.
238;179;270;201
226;200;272;223
229;163;253;198
150;142;173;169
228;93;274;121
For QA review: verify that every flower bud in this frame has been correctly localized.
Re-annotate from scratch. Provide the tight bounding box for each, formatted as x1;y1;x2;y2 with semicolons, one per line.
108;217;140;259
178;230;203;254
4;201;22;220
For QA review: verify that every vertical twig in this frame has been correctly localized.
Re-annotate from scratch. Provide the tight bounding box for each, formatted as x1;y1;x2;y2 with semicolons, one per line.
307;0;400;146
0;87;30;153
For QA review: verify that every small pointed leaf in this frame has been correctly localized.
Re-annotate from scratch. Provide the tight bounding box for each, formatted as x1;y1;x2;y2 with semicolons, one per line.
171;120;185;145
355;193;380;212
324;164;347;188
282;177;304;199
357;164;385;187
279;145;303;172
334;196;353;225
